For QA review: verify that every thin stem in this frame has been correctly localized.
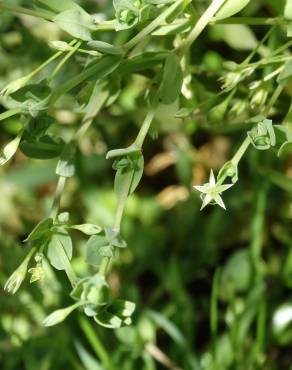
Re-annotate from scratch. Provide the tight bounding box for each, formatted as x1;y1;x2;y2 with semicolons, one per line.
123;0;185;51
0;2;54;20
78;316;115;370
265;84;284;114
213;16;289;26
232;137;251;166
178;0;225;53
50;176;66;220
135;110;155;148
49;40;80;81
74;88;109;140
0;108;22;122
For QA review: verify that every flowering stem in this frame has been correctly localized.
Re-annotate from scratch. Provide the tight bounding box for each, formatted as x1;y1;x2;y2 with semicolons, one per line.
123;0;186;51
0;2;54;20
135;110;155;148
50;176;66;220
177;0;225;54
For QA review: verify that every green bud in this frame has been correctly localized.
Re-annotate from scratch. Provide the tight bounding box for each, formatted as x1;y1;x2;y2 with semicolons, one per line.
4;248;35;294
43;302;81;327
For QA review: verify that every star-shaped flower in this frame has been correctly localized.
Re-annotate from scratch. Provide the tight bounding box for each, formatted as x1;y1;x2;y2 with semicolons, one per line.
194;170;233;210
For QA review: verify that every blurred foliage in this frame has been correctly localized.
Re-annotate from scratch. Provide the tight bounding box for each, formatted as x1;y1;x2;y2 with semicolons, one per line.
1;0;292;370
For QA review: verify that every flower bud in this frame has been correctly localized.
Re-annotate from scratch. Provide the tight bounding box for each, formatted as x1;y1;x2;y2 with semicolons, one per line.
4;248;35;294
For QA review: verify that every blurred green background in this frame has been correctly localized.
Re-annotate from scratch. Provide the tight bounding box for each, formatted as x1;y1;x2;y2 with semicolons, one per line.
1;0;292;369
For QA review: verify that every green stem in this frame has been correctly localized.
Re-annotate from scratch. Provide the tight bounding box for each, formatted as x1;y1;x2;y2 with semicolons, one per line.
50;176;66;220
178;0;225;53
74;87;109;141
0;2;54;20
0;108;22;122
123;0;185;51
135;110;154;148
213;16;289;26
232;137;251;166
99;162;133;276
49;40;80;81
78;316;115;370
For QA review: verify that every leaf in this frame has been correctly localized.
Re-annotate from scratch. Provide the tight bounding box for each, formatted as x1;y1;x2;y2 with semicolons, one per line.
87;40;122;55
69;224;102;235
20;135;64;159
85;235;112;267
36;0;82;13
94;310;123;329
53;9;95;41
47;229;73;270
285;0;292;37
277;59;292;83
105;227;127;248
158;53;183;104
109;300;135;318
215;0;250;20
278;141;292;157
218;25;257;50
56;143;76;178
114;153;144;200
24;218;53;242
0;133;22;166
43;303;79;326
220;249;252;298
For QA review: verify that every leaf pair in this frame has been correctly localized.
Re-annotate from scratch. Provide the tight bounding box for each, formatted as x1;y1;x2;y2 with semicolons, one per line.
85;227;127;267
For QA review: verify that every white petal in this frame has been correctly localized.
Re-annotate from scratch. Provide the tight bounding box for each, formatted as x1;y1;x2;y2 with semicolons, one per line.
209;170;216;187
200;194;213;210
216;183;233;193
213;194;226;209
194;185;210;194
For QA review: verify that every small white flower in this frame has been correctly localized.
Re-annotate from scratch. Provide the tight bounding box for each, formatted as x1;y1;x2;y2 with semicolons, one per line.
194;170;233;211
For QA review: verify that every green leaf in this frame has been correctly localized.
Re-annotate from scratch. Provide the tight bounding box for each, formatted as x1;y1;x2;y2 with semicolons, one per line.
105;227;127;248
35;0;82;13
24;218;53;242
53;9;95;41
69;224;102;235
109;300;135;318
114;153;144;200
87;41;122;55
85;235;113;267
106;143;141;159
94;310;123;329
158;53;183;104
278;141;292;157
277;59;292;83
285;0;292;37
47;229;73;270
57;212;70;225
215;0;250;20
0;133;22;166
56;143;76;178
20;135;64;159
220;249;252;298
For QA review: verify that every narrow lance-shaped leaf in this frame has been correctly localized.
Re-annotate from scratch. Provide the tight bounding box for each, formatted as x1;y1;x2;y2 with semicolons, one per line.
285;0;292;37
215;0;250;20
87;40;122;55
158;53;183;104
0;133;22;166
36;0;83;13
